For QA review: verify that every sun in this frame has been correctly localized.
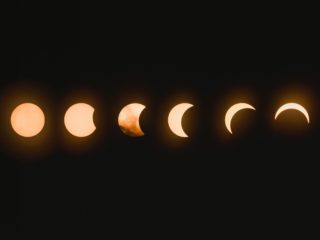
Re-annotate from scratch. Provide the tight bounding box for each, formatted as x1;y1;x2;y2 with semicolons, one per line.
64;103;96;137
11;103;45;137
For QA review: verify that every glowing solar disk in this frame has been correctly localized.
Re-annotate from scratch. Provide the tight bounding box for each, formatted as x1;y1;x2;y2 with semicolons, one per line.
64;103;96;137
11;103;45;137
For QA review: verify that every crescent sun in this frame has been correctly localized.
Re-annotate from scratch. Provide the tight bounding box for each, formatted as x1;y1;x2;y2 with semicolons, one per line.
168;103;193;138
118;103;146;137
225;103;256;134
275;103;310;123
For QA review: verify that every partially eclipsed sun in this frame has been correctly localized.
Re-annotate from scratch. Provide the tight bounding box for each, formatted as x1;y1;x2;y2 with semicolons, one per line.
275;103;310;123
118;103;145;137
168;103;193;138
64;103;96;137
225;103;255;134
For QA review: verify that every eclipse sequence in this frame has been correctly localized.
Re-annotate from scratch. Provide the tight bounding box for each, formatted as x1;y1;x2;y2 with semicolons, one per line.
9;101;310;139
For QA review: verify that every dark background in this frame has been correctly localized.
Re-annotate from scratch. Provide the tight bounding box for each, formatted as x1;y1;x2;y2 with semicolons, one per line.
2;1;320;238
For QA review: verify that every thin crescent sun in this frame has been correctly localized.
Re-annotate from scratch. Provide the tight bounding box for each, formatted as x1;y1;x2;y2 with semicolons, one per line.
275;103;310;123
225;103;255;134
168;103;193;138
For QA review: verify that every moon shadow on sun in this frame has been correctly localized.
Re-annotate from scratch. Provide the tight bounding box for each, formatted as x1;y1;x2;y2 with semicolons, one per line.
118;103;146;137
168;103;193;138
64;103;96;137
275;103;310;124
225;103;256;134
